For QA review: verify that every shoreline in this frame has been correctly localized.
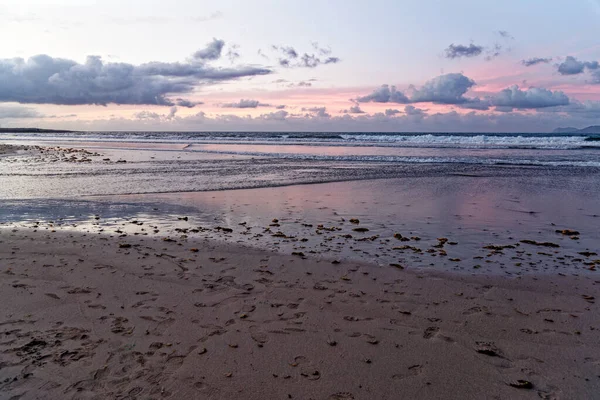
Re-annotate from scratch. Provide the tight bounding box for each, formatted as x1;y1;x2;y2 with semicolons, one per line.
1;225;599;399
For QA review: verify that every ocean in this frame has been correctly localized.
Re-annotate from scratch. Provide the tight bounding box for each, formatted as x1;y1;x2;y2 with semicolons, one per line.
3;130;600;168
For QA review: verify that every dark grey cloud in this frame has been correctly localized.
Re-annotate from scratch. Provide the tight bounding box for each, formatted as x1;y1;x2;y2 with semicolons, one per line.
460;98;490;111
384;108;401;116
342;105;365;114
193;38;225;60
0;105;44;119
275;105;286;109
356;84;410;104
0;44;271;106
175;98;203;108
444;43;484;59
221;99;270;108
411;73;475;104
357;74;475;105
556;100;600;118
404;105;427;116
272;46;298;59
522;57;553;67
272;44;341;68
491;86;570;109
357;73;568;112
557;56;599;75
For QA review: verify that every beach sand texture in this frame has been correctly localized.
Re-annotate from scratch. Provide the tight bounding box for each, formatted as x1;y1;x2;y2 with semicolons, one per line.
1;226;599;399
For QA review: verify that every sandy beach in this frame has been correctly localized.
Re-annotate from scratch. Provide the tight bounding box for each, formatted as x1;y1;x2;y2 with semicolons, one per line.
1;141;599;400
1;221;599;399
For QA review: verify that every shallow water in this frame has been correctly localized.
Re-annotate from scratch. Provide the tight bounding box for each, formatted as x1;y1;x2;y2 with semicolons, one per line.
1;133;598;275
2;175;599;276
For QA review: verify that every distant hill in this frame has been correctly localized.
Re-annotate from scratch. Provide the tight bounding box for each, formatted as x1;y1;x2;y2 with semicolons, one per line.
0;127;75;133
553;125;600;134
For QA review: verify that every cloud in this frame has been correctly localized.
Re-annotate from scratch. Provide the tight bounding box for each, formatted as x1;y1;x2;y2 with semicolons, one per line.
275;105;286;109
133;106;179;120
410;73;475;104
356;84;410;104
497;30;514;39
302;106;331;118
484;43;505;61
558;100;600;118
522;57;553;67
311;42;333;56
193;38;225;60
43;105;600;134
272;43;341;68
272;45;298;59
444;43;484;59
357;73;475;106
0;46;271;106
257;49;269;60
259;110;289;121
221;99;271;108
226;44;241;64
167;106;178;120
404;105;427;116
557;56;599;75
189;11;224;23
133;110;161;120
460;98;490;111
0;105;44;119
385;109;401;116
491;86;570;109
175;98;203;108
356;73;570;112
342;105;365;114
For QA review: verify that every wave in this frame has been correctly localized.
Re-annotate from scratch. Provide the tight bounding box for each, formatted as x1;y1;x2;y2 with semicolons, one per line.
1;131;596;150
188;148;600;168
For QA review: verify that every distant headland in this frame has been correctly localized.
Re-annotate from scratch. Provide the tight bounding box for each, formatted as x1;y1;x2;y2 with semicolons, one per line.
552;125;600;134
0;128;75;133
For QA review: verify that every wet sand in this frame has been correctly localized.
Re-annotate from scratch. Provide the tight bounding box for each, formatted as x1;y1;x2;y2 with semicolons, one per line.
1;224;599;399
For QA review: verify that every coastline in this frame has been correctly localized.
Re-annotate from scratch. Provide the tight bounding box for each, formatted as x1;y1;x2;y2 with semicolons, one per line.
1;224;599;399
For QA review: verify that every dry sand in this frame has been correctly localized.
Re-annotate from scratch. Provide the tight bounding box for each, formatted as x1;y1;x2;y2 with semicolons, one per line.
1;226;599;400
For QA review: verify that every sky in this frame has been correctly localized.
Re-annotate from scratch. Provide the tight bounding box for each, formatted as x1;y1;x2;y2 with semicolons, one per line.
1;0;600;132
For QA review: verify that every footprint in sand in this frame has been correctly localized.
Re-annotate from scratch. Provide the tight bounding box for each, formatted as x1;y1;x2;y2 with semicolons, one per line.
328;392;355;399
423;327;439;339
249;325;269;345
392;364;424;380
